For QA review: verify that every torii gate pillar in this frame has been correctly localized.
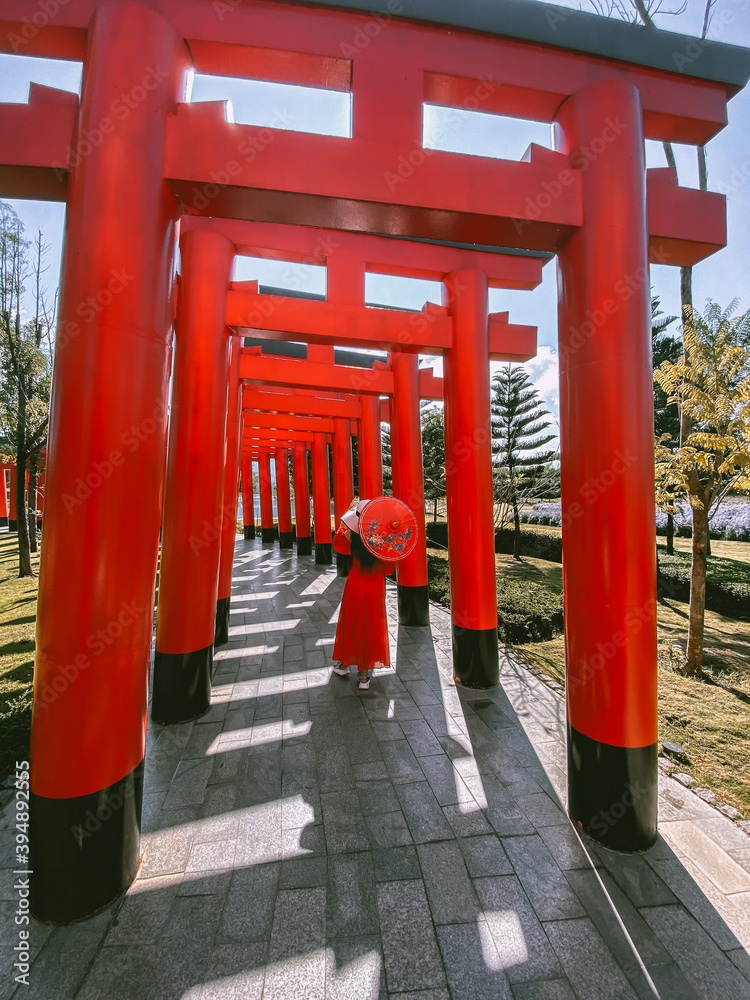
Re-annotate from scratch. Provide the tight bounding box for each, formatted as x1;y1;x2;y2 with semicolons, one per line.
242;456;255;539
293;442;312;556
275;448;293;549
258;453;274;542
215;340;242;646
153;228;233;724
332;418;354;576
443;270;499;689
312;431;332;564
28;3;189;923
8;465;17;533
391;353;429;626
359;395;383;498
555;80;657;851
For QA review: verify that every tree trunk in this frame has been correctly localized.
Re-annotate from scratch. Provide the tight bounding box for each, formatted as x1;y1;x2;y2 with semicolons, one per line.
27;463;37;555
513;504;521;560
666;512;674;555
685;502;708;676
433;497;437;523
705;532;711;558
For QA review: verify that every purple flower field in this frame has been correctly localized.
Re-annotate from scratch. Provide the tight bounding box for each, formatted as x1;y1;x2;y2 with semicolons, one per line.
521;500;750;542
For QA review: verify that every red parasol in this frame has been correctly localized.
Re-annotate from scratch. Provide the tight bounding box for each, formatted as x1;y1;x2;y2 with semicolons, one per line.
358;496;418;562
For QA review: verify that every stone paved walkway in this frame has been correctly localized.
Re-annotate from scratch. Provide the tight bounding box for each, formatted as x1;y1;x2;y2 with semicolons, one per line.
3;535;750;999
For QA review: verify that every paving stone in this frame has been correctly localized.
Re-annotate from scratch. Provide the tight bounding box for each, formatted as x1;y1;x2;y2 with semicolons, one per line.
536;824;594;871
321;789;370;853
395;781;454;844
356;779;401;817
474;875;563;984
325;936;386;1000
198;942;267;999
417;840;479;925
514;792;568;828
502;836;585;922
366;810;413;849
564;868;672;976
377;880;446;993
139;826;193;878
443;803;493;838
436;922;514;1000
163;757;214;809
510;980;578;1000
659;820;750;895
326;852;380;937
399;719;445;757
641;904;750;998
419;755;475;807
459;835;514;878
104;875;181;945
645;962;703;1000
278;855;328;889
372;846;422;883
217;864;279;943
380;741;425;784
544;917;639;1000
592;849;678;908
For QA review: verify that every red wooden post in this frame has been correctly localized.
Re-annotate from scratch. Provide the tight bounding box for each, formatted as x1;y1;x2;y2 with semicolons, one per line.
358;394;383;498
275;447;293;549
555;80;657;851
152;228;233;723
312;431;332;564
215;338;242;646
242;455;255;539
8;465;17;532
391;352;429;626
29;3;189;923
443;269;499;688
0;467;8;528
332;417;354;575
292;441;312;556
258;453;274;542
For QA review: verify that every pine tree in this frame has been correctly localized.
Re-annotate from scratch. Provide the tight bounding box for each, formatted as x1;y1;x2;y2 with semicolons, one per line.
491;364;557;560
421;406;446;523
652;296;680;554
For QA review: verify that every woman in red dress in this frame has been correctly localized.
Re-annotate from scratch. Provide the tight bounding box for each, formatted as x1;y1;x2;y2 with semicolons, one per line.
332;500;392;690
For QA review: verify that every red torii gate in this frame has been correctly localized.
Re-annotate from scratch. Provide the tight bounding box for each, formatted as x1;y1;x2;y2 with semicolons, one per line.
1;0;747;923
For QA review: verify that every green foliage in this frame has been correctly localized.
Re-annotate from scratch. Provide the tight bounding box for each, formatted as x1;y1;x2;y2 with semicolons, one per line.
421;406;446;520
657;549;750;621
0;690;31;781
651;295;680;446
425;521;563;563
497;582;565;644
491;363;558;537
426;552;565;643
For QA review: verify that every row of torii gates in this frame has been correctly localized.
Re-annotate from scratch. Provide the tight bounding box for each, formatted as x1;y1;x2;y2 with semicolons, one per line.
1;0;747;924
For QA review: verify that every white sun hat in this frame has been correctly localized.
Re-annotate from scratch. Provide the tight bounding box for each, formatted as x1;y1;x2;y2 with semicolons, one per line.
341;499;369;532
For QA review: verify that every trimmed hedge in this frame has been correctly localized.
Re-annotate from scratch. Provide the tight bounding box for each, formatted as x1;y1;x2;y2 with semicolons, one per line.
426;554;565;644
657;554;750;621
425;522;562;564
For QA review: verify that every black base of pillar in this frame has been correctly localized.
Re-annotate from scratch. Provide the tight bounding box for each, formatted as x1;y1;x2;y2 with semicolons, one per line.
30;760;143;924
261;527;275;543
214;596;231;647
336;553;352;577
568;725;657;853
297;535;312;556
151;644;212;724
244;525;255;540
36;518;42;528
8;519;16;532
397;584;430;627
315;542;332;565
452;625;499;688
279;531;293;549
0;517;7;527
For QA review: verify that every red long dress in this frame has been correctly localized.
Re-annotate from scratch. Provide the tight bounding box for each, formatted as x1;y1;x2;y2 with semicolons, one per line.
332;523;391;672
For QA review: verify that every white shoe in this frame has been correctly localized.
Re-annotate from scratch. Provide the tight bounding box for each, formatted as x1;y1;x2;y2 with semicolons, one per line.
358;677;370;690
332;665;349;677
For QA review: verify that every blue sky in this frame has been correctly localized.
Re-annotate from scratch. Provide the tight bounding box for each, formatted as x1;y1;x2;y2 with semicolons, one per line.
1;0;748;434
